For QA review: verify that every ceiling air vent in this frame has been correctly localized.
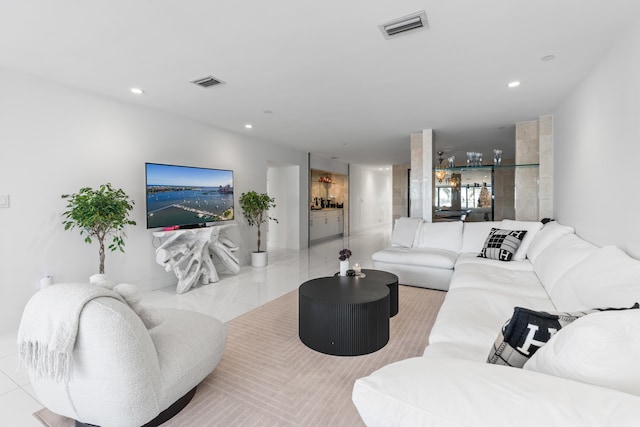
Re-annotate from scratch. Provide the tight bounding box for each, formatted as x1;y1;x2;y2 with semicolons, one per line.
379;11;428;39
191;76;225;88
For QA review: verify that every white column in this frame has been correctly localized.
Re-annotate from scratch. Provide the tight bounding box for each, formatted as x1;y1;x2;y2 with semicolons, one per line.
515;116;553;221
515;121;540;221
538;115;554;220
409;129;434;221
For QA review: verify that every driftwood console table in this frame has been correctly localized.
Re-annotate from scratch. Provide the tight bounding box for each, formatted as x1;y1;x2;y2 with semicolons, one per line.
153;225;240;293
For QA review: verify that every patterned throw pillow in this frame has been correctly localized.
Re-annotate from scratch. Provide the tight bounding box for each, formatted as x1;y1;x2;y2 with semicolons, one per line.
487;303;640;368
477;228;527;261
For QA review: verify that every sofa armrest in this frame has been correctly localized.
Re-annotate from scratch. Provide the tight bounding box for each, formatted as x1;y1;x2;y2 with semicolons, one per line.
352;357;640;426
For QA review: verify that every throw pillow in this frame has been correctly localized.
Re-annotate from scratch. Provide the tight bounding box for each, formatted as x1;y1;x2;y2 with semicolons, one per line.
487;304;639;368
477;228;527;261
500;219;543;261
523;309;640;396
550;245;640;311
391;217;423;248
525;221;575;264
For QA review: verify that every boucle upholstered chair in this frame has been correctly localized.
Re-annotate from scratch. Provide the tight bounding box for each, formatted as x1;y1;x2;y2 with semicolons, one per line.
25;290;227;427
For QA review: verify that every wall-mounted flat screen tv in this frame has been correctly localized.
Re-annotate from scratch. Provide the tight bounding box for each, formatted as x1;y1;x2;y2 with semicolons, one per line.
145;163;234;229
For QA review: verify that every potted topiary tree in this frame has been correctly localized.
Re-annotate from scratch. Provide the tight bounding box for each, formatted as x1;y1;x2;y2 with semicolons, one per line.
62;183;136;275
239;191;277;267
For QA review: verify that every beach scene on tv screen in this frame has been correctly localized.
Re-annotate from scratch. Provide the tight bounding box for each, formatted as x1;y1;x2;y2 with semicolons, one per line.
146;163;234;228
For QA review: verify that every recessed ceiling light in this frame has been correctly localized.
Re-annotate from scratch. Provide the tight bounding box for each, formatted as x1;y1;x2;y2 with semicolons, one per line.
130;88;144;94
541;55;556;62
507;81;521;88
245;124;253;129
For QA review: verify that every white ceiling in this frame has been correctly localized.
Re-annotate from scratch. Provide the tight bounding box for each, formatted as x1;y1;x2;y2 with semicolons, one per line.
2;1;640;167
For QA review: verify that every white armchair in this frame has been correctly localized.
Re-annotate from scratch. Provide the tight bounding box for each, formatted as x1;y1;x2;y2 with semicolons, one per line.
22;284;227;427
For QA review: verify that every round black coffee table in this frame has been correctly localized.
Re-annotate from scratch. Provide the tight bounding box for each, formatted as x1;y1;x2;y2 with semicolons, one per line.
361;269;399;317
299;276;390;356
333;269;399;317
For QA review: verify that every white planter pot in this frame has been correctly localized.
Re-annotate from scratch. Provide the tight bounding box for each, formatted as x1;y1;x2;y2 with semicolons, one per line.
251;251;268;268
89;273;115;288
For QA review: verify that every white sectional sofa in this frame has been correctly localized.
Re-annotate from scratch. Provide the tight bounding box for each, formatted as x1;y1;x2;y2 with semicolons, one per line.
354;219;640;426
372;218;542;291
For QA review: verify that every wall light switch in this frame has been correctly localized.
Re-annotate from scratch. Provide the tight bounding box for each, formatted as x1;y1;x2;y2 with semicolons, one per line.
0;194;9;208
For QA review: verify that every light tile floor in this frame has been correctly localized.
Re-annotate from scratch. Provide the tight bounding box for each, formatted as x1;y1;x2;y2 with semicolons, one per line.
0;226;391;425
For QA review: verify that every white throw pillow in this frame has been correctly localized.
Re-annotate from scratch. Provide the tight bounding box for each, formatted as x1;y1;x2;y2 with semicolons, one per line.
461;221;502;253
416;221;463;253
500;220;543;261
551;246;640;311
533;234;598;294
524;309;640;397
391;217;423;248
526;221;575;264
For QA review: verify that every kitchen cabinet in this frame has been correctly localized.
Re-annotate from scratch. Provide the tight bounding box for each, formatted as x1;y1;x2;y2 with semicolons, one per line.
310;209;344;242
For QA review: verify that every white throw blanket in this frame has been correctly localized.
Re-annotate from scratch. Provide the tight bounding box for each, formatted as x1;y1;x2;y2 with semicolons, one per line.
17;283;124;383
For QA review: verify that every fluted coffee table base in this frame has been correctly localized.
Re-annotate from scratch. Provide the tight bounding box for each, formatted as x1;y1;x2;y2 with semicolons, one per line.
299;276;390;356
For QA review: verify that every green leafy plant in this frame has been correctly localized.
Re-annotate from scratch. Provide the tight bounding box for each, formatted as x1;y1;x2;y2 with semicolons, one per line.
239;191;277;252
62;183;136;274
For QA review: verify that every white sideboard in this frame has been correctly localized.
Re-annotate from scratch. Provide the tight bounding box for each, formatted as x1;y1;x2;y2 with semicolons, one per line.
310;209;344;242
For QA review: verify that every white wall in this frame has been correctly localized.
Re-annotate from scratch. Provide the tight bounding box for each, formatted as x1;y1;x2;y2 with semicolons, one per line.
554;18;640;257
349;165;392;234
0;67;308;333
267;164;301;249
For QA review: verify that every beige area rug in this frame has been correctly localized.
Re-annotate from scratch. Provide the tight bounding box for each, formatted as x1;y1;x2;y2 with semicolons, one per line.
35;285;445;427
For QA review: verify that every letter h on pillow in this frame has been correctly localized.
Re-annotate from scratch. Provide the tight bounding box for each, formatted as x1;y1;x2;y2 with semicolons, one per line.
487;304;639;368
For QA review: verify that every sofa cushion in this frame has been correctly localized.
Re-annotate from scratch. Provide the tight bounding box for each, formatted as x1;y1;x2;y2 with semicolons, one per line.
551;246;640;311
416;221;463;253
429;277;555;357
526;221;575;263
455;253;534;271
533;233;598;294
487;304;639;368
352;357;640;427
448;263;541;293
423;341;490;361
500;219;543;261
372;247;458;269
478;228;527;262
391;217;422;248
460;221;502;254
524;309;640;397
